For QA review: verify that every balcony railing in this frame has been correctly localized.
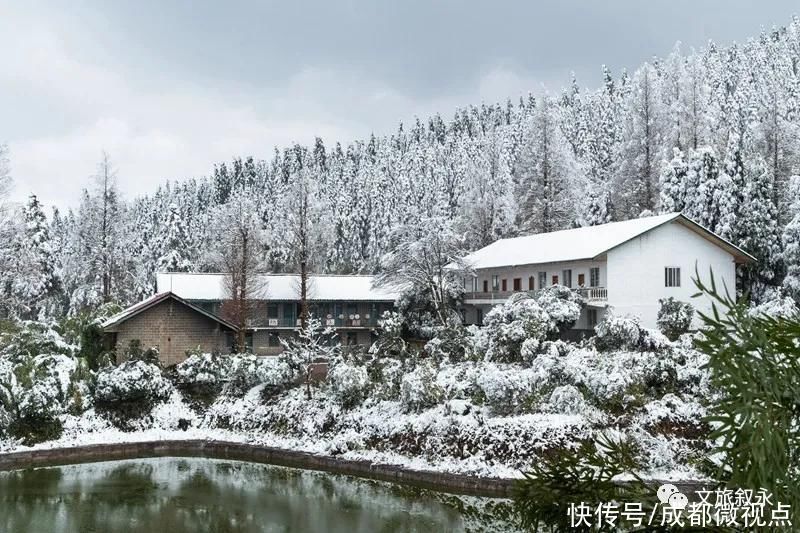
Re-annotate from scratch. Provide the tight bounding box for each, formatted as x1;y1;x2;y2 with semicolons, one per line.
464;287;608;303
260;316;379;328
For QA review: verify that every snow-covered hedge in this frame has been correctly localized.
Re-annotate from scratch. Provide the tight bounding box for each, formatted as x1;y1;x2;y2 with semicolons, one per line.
472;363;535;415
176;353;232;397
95;361;172;406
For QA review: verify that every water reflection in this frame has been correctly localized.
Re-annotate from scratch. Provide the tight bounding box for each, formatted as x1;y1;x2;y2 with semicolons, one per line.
0;458;516;532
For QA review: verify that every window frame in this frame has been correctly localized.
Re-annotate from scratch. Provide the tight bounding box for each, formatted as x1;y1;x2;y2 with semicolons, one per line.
562;269;572;288
537;271;547;290
665;266;681;288
590;267;600;288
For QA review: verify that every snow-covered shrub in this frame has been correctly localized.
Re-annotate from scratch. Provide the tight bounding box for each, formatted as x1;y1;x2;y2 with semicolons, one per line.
656;298;695;340
749;295;799;318
95;361;171;406
224;355;294;397
473;363;535;415
123;339;161;366
0;353;78;444
327;358;370;409
366;357;404;401
595;314;671;353
400;360;442;412
544;385;588;415
482;294;553;362
0;321;76;358
536;285;584;332
175;353;232;399
424;325;470;362
594;314;642;351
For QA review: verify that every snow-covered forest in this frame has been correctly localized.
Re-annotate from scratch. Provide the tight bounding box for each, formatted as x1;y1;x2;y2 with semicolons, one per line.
4;17;800;318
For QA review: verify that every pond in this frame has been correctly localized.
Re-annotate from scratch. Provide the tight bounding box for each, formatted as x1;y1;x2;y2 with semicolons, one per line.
0;458;518;532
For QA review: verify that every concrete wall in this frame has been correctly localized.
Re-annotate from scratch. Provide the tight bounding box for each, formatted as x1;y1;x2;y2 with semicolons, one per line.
606;221;737;329
109;299;230;367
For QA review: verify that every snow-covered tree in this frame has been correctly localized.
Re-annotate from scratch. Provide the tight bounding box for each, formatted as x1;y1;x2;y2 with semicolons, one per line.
6;195;57;318
208;190;268;351
782;176;800;300
515;96;579;232
157;202;192;272
376;216;472;328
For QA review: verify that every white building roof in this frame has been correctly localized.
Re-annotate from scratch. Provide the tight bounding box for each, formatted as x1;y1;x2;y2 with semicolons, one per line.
156;272;399;302
461;213;754;269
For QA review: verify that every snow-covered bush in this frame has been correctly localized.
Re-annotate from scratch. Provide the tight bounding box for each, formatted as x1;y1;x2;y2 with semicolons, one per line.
224;355;294;397
0;321;76;358
400;360;442;412
749;295;799;318
366;357;404;401
95;361;171;406
473;363;535;415
543;385;588;415
123;339;160;366
0;353;78;444
424;324;470;362
176;353;232;398
656;298;694;340
327;358;370;409
482;294;553;362
594;314;642;351
536;285;584;332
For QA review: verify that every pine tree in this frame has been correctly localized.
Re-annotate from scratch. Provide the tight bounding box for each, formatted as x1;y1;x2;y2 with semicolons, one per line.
157;202;192;272
515;96;578;233
8;195;57;319
658;148;689;213
782;176;800;300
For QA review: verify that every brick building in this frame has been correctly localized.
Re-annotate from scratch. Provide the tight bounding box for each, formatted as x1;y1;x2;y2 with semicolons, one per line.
102;272;399;365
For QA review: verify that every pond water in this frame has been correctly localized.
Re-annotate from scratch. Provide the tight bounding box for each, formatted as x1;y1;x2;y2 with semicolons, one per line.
0;458;517;532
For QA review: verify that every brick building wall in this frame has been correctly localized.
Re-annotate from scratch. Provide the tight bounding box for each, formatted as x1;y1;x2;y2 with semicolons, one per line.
108;299;231;367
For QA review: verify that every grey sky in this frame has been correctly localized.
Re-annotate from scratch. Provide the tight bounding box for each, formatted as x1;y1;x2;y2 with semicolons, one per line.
1;0;797;209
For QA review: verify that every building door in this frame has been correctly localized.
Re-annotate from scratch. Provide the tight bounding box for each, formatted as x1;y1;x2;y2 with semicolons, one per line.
552;275;559;285
578;273;585;287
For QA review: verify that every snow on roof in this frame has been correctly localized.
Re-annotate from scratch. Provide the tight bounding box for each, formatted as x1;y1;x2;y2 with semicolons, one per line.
101;292;237;330
461;212;752;269
156;273;399;302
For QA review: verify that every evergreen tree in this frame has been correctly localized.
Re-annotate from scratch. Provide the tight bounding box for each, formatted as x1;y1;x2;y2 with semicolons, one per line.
157;202;192;272
8;195;57;319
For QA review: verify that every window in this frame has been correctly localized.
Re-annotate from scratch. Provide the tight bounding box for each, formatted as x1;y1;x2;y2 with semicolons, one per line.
588;309;598;329
578;273;585;287
283;304;295;325
483;280;489;293
528;276;535;290
267;304;279;319
472;277;479;292
552;275;559;285
347;332;358;346
268;332;280;347
562;269;572;288
492;275;499;291
476;308;484;325
513;278;521;291
590;267;600;287
665;267;681;287
501;279;507;291
538;272;547;290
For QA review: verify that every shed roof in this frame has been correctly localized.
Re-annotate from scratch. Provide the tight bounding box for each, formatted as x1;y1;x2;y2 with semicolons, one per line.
101;292;238;331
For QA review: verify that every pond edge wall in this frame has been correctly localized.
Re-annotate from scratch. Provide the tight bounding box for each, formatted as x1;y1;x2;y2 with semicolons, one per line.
0;440;516;498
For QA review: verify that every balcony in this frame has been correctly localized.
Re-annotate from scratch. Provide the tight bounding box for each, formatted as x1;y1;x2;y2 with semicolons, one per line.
260;316;379;329
463;287;608;305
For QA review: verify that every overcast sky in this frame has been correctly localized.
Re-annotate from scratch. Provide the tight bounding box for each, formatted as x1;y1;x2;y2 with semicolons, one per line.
2;1;797;209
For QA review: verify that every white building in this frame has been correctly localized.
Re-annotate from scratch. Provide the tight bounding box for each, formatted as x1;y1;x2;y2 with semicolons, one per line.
459;213;754;331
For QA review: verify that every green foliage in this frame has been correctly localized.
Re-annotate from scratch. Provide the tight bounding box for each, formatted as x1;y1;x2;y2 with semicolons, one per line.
657;297;695;340
0;321;74;358
124;340;160;367
692;267;800;512
513;434;650;531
